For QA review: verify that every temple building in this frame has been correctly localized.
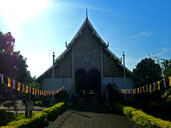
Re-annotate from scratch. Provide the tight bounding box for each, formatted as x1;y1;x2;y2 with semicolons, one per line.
37;15;134;101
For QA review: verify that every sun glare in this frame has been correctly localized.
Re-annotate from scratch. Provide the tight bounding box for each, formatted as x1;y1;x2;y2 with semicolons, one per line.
0;0;51;34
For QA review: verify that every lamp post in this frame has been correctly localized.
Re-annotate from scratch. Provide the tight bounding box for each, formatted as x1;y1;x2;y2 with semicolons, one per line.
52;52;55;78
51;52;55;105
123;51;126;100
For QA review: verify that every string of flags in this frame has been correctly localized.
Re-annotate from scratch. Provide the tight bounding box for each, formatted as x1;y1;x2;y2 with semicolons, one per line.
0;73;64;96
121;77;171;95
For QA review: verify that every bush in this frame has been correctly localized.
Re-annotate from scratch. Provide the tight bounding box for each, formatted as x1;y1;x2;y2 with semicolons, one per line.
0;102;66;128
42;102;65;121
113;103;171;128
147;101;171;113
0;110;15;126
0;126;15;128
7;112;48;128
3;101;14;108
34;101;43;106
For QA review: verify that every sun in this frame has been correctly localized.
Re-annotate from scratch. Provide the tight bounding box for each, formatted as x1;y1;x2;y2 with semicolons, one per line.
0;0;51;34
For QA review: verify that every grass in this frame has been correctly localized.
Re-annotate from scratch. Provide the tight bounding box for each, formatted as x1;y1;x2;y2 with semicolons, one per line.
0;110;37;126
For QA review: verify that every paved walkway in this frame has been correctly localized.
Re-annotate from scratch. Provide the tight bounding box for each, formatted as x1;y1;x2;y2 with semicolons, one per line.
46;105;140;128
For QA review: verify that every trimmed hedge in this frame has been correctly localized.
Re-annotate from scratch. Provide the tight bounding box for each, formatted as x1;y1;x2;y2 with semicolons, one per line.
0;102;66;128
113;103;171;128
7;112;48;128
42;102;65;121
0;126;15;128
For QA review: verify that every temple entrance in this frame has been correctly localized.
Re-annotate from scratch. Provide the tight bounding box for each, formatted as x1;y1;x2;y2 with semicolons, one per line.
75;68;101;96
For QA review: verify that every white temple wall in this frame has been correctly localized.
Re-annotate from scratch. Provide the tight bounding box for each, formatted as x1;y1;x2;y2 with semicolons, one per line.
103;77;134;89
42;78;72;91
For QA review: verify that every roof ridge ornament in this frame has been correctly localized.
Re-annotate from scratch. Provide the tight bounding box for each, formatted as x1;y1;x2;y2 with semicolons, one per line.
86;8;88;19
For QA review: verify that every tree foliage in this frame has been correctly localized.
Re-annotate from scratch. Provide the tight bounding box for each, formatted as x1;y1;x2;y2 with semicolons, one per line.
0;31;34;102
133;58;162;87
0;31;31;83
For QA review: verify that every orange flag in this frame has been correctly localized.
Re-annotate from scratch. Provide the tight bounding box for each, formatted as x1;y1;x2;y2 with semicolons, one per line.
8;77;11;87
158;81;160;90
137;88;140;94
169;77;171;87
133;89;135;94
129;90;131;94
26;86;28;93
38;90;39;96
149;84;152;92
32;88;34;95
17;82;21;91
143;87;145;93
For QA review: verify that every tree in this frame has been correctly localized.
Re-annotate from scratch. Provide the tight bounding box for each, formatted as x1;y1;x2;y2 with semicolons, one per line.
0;31;31;82
147;54;171;79
160;59;171;78
133;57;171;102
133;58;162;87
0;31;32;102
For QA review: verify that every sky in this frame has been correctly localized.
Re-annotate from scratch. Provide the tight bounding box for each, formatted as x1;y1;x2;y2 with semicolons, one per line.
0;0;171;77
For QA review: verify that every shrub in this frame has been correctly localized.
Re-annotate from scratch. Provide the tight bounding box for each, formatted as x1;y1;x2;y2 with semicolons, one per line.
113;103;171;128
42;102;65;121
34;101;43;106
7;112;48;128
0;126;15;128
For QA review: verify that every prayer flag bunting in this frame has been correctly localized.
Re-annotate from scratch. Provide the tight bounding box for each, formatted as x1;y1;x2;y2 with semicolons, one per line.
26;86;28;93
129;90;131;94
12;80;15;89
137;88;139;94
133;89;135;94
29;87;32;94
0;74;4;84
22;84;25;92
17;82;21;91
40;90;41;96
158;81;160;90
32;88;34;95
153;83;156;91
169;77;171;87
149;84;152;92
8;77;11;87
163;79;166;88
143;87;145;93
146;85;148;93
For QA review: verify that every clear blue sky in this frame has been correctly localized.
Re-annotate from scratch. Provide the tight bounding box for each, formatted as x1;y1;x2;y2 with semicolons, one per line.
0;0;171;77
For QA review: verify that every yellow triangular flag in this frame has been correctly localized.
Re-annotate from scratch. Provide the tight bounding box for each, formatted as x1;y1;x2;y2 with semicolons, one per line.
26;86;28;93
17;82;21;91
129;90;131;94
32;88;34;95
149;84;152;92
133;89;135;94
169;77;171;87
158;81;160;90
143;87;145;93
8;77;11;87
137;88;140;94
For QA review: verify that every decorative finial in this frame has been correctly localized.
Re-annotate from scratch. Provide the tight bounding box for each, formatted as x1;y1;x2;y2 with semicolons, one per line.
65;41;68;48
123;51;125;57
107;41;109;48
86;8;88;19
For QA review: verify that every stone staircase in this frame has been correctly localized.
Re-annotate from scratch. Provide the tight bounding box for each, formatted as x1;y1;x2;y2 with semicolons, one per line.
75;95;101;105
